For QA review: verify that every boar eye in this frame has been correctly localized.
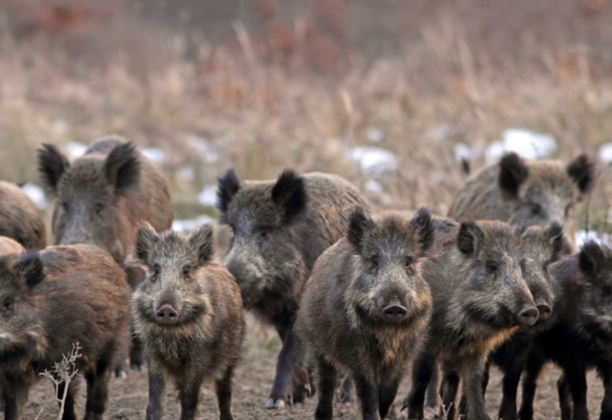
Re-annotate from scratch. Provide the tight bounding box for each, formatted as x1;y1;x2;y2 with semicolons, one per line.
61;200;70;213
528;202;543;217
151;266;160;281
2;297;13;312
182;266;191;277
94;203;105;215
404;256;414;268
486;261;499;274
259;230;270;240
370;255;380;268
603;286;612;298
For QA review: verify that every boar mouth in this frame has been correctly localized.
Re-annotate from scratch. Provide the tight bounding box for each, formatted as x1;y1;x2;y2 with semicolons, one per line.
354;302;423;329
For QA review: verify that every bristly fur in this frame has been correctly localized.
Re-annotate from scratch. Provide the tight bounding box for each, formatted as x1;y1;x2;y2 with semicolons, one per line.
216;169;241;218
189;224;215;264
544;221;565;261
498;152;529;196
37;144;70;193
348;207;375;253
566;153;596;195
271;169;307;225
135;223;159;263
579;240;605;278
104;142;141;196
457;221;484;256
14;252;45;289
411;207;434;254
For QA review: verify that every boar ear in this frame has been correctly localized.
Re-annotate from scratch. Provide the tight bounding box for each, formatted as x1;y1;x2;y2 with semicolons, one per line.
189;224;215;264
543;221;565;262
38;144;70;194
348;207;375;252
216;169;241;216
498;152;529;197
135;223;159;262
567;153;595;196
105;142;141;197
15;252;45;289
271;169;307;225
410;207;434;254
457;221;485;256
579;240;605;277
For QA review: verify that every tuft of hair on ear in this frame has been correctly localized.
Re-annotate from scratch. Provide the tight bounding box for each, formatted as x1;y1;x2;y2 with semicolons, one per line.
216;169;241;217
567;153;596;196
37;144;70;194
457;221;485;256
271;169;307;225
105;142;141;197
189;223;216;265
579;240;605;277
134;223;159;263
410;207;434;254
498;152;529;197
15;252;45;289
347;207;375;253
543;221;565;262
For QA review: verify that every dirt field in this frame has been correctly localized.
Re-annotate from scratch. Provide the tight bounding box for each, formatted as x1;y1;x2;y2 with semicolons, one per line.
23;327;606;420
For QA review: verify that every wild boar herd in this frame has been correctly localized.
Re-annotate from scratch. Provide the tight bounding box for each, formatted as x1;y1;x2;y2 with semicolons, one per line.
0;135;609;420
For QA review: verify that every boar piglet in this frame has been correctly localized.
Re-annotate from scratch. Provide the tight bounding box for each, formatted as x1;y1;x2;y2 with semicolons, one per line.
0;245;131;420
449;152;595;255
132;223;245;420
403;220;538;420
481;222;565;420
519;241;612;420
296;208;434;420
217;169;369;408
0;181;46;250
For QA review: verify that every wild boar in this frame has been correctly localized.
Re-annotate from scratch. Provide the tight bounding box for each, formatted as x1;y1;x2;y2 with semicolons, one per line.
0;181;46;250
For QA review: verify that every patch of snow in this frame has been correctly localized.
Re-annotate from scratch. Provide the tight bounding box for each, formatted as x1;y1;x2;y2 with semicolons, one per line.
365;179;383;195
187;136;219;163
453;143;472;163
366;127;384;143
345;147;398;175
21;183;47;209
485;129;557;164
198;185;217;207
141;148;166;166
52;120;70;135
64;142;87;160
429;125;451;141
575;230;612;248
599;143;612;165
172;215;215;233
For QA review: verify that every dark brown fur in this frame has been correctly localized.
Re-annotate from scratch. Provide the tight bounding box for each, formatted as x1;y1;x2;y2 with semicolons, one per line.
0;181;46;250
296;208;434;420
448;153;595;254
217;169;369;407
131;224;245;420
0;245;131;420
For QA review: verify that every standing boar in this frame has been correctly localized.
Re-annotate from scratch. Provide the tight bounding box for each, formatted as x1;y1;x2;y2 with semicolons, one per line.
448;152;595;254
131;224;245;420
518;241;612;420
0;181;46;250
37;136;174;371
403;220;538;420
482;222;565;420
0;244;131;420
296;208;434;420
216;169;369;408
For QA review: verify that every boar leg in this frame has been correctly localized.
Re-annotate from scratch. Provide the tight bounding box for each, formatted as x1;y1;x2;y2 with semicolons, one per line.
425;363;440;408
145;367;166;420
379;368;402;419
461;358;492;420
314;355;337;420
518;352;546;420
600;365;612;420
130;335;146;371
291;366;312;406
403;350;437;420
2;380;28;420
497;360;523;420
216;365;235;420
267;327;300;408
557;374;572;420
354;373;380;420
439;361;460;420
178;378;203;420
565;364;589;420
84;358;112;420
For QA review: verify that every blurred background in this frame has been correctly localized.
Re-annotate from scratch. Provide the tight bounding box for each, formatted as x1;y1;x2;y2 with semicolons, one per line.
1;0;612;242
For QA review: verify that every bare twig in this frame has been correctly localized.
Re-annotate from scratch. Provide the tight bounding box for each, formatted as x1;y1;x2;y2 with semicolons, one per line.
39;342;82;420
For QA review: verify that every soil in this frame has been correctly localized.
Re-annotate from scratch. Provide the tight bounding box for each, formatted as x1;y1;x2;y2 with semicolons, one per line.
20;333;606;420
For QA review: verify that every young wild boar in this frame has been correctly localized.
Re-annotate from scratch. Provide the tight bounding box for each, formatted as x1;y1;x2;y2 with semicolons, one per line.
296;208;434;420
481;222;565;420
0;181;46;250
38;136;174;371
131;223;245;420
403;220;538;420
518;241;612;420
448;152;595;254
0;244;131;420
216;169;369;408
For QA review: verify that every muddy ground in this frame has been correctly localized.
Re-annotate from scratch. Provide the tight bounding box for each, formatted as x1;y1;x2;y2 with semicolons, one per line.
21;327;606;420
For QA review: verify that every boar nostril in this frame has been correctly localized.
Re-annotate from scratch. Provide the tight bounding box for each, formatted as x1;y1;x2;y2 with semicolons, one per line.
155;304;179;325
383;304;408;322
536;304;552;321
518;307;539;327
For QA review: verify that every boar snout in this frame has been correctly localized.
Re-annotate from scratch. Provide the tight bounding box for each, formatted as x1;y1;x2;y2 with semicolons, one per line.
155;304;179;325
383;299;408;323
517;306;539;327
536;303;552;321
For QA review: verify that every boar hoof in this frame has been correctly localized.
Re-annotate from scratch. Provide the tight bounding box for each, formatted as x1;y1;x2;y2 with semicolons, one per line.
130;363;146;372
112;369;127;379
266;398;285;409
293;402;302;408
